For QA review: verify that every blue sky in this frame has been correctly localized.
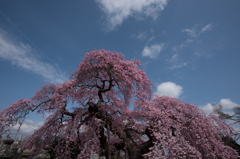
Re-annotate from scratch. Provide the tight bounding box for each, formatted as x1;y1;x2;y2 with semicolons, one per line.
0;0;240;144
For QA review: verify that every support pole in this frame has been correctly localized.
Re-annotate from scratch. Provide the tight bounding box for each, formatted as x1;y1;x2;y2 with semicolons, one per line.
107;124;111;159
14;121;23;141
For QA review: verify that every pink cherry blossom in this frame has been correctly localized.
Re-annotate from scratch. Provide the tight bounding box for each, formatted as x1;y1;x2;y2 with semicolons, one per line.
0;49;238;158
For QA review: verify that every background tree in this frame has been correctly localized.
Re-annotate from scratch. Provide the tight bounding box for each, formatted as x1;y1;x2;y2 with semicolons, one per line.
0;49;238;159
211;103;240;155
212;103;240;140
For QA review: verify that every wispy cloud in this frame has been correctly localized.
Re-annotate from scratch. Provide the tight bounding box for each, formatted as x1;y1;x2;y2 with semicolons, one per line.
182;28;198;38
172;39;195;53
0;28;68;84
167;62;187;70
169;23;215;69
201;23;213;33
96;0;168;31
153;81;183;99
136;31;147;40
131;30;156;44
165;53;179;63
142;43;164;59
146;36;155;44
166;52;188;70
171;54;178;61
181;23;213;38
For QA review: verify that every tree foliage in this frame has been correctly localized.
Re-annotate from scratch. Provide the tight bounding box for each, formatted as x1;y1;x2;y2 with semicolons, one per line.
0;49;238;158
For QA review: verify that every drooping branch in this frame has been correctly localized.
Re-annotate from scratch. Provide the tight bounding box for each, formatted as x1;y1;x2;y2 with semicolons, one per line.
1;49;238;159
60;101;76;120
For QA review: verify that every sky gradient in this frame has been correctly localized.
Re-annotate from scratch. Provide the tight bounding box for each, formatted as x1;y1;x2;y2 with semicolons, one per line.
0;0;240;144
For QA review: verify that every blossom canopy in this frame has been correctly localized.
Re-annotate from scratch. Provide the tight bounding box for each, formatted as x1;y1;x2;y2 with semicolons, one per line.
0;49;238;158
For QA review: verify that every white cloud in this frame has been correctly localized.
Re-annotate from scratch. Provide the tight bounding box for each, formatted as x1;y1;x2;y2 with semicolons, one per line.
96;0;168;31
201;23;213;33
219;98;238;110
142;43;164;59
201;103;214;115
0;29;68;84
153;81;183;99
